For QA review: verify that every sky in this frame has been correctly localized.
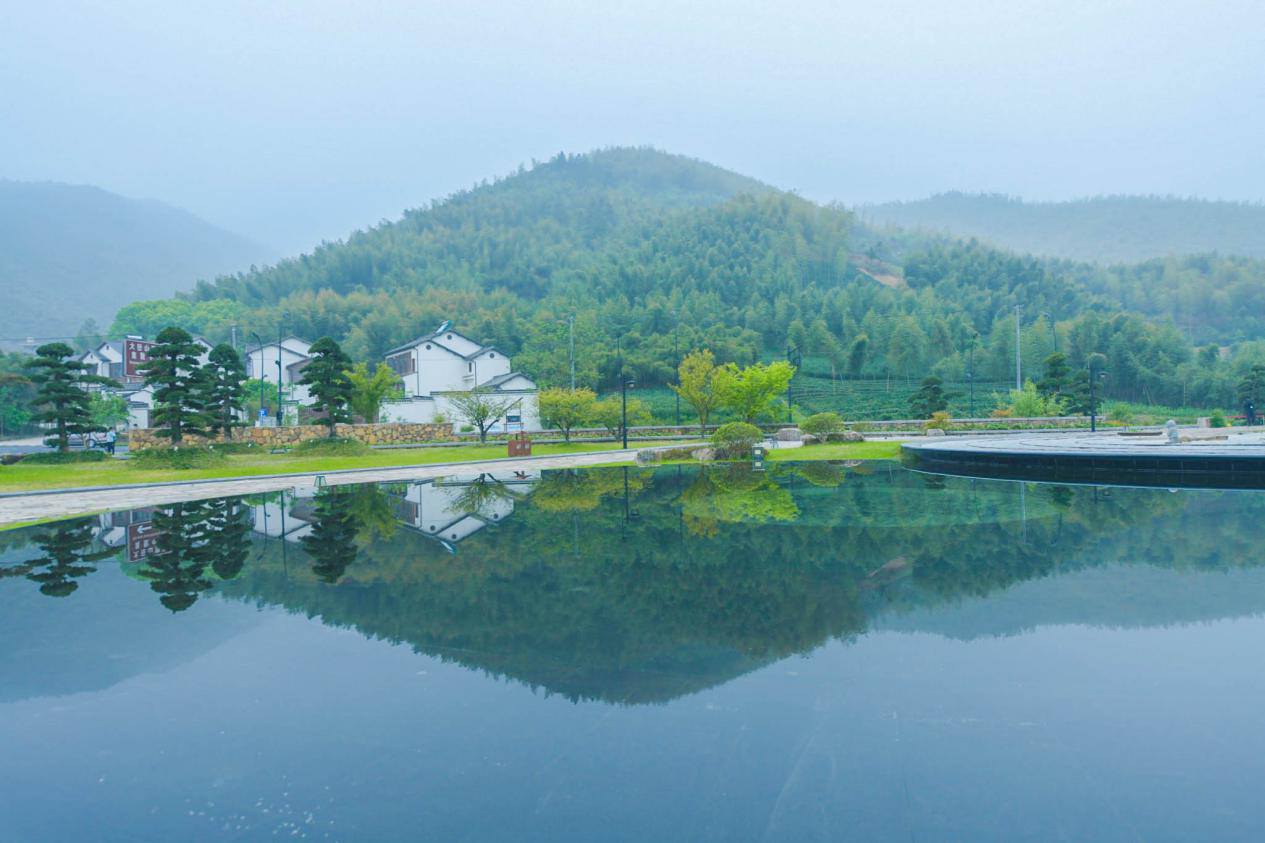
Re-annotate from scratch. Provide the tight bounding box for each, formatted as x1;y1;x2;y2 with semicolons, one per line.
3;0;1264;256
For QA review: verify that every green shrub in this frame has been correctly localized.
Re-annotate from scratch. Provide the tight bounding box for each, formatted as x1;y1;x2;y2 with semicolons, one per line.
1104;401;1134;425
1210;409;1228;428
1003;381;1065;417
924;411;952;431
130;447;228;469
800;412;844;438
292;437;371;457
711;422;763;458
20;450;108;465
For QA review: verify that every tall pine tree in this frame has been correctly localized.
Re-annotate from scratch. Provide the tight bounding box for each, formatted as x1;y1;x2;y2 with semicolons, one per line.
298;337;354;437
202;343;247;438
25;342;118;452
143;327;208;444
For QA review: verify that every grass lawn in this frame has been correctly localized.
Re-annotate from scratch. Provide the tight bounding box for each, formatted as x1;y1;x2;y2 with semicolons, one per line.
767;441;902;461
0;442;627;494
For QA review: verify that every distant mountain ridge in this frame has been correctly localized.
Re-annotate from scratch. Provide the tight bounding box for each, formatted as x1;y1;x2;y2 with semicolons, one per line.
859;192;1265;263
0;180;272;345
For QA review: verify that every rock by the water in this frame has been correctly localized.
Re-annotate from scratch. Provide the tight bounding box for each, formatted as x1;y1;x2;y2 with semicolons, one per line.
1165;419;1180;444
691;447;716;462
826;431;865;443
635;449;662;464
801;434;821;445
775;427;802;442
926;428;946;437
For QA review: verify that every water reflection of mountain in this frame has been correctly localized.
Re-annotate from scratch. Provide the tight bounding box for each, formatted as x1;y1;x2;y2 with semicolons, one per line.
6;465;1265;705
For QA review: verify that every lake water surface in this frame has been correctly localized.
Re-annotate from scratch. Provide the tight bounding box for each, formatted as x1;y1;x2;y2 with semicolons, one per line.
3;463;1265;841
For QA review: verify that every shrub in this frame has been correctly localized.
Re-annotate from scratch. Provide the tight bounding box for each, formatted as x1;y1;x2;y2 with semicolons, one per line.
292;437;370;457
990;407;1012;418
1210;409;1228;428
208;441;261;455
130;447;228;469
800;412;844;438
924;411;952;431
711;422;763;458
20;450;108;465
1004;381;1065;417
1104;402;1134;425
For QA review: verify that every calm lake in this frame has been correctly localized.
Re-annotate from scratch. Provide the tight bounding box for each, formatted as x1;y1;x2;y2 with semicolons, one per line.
3;462;1265;841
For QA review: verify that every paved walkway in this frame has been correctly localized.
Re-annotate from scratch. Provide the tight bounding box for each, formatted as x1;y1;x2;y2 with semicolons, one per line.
0;449;646;527
904;428;1265;458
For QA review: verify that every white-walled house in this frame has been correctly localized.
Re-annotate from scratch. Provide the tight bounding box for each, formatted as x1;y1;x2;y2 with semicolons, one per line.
380;323;540;431
244;336;313;423
78;336;213;430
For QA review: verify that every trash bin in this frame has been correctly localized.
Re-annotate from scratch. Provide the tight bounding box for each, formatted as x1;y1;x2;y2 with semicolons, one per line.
508;433;532;457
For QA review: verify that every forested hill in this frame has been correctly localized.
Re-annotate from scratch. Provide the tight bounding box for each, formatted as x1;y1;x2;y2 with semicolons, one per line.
111;148;1265;409
860;193;1265;263
0;180;272;346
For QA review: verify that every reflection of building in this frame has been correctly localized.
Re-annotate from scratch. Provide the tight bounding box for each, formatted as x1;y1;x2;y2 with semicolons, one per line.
389;472;538;549
249;487;319;543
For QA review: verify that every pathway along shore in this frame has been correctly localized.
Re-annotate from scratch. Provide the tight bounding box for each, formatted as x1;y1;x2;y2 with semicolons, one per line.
0;448;648;527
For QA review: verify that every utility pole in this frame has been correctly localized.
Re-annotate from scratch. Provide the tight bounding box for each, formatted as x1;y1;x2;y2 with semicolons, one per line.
968;339;976;418
568;315;575;390
231;325;238;353
1014;304;1022;390
673;328;680;426
277;313;287;426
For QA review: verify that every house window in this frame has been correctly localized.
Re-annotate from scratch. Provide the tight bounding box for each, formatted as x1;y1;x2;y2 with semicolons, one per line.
489;353;495;358
425;344;432;350
447;334;453;340
467;363;473;372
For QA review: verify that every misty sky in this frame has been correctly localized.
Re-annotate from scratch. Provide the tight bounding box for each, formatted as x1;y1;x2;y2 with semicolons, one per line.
3;0;1263;255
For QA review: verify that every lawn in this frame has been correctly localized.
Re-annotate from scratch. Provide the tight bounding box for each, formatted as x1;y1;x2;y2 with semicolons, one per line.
766;441;902;461
0;442;627;493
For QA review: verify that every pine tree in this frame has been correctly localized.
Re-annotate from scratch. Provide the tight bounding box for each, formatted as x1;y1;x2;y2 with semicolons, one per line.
299;337;354;437
143;327;209;444
909;376;952;419
25;342;118;451
202;343;247;438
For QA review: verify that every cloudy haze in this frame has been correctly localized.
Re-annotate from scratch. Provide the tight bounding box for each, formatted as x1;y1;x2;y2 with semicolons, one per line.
3;0;1262;254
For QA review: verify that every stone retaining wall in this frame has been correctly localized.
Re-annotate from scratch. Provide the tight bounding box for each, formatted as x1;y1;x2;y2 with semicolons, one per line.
129;422;454;450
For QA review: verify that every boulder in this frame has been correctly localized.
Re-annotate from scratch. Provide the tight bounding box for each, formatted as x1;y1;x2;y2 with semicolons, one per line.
691;447;716;462
635;449;662;465
925;428;946;437
801;434;822;445
775;427;802;442
825;431;865;443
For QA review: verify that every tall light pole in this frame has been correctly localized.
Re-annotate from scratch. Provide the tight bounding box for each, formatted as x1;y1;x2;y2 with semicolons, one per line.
568;315;575;390
1013;304;1022;390
967;334;978;418
786;344;802;423
1089;364;1106;432
673;326;680;426
276;313;287;425
621;378;635;449
249;332;266;425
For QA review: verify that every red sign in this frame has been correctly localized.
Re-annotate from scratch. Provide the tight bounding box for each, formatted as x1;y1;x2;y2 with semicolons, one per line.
124;339;156;378
127;522;164;562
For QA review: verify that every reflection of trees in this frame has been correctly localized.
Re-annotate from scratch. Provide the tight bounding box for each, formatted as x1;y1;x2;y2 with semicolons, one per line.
531;468;648;513
206;498;251;581
787;460;845;488
450;474;522;516
345;483;397;545
680;464;799;536
301;487;359;583
139;502;216;612
14;518;114;597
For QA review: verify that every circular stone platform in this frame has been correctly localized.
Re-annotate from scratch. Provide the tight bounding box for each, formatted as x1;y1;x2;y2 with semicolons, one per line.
902;429;1265;488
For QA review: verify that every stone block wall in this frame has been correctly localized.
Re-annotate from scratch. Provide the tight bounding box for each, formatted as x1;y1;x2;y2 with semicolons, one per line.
129;422;454;450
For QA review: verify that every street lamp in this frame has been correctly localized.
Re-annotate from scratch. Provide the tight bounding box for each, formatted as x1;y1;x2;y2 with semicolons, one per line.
621;378;635;449
249;332;266;426
786;344;803;422
276;312;288;426
966;334;979;418
1089;365;1107;432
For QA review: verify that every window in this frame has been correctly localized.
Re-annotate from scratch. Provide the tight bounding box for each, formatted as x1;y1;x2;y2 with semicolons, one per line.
467;363;473;372
425;344;432;350
447;334;453;340
489;353;495;358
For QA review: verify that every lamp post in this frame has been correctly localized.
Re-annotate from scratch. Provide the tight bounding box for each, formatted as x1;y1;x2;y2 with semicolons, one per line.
1089;365;1106;432
1041;311;1060;353
786;344;802;423
673;326;681;426
966;334;979;418
1013;305;1022;390
249;332;266;426
621;377;635;449
276;313;287;426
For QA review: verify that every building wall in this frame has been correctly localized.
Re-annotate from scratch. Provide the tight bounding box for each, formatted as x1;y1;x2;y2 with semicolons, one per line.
246;345;308;385
129;421;455;450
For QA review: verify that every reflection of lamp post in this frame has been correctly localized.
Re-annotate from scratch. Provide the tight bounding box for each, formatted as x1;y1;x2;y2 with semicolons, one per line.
249;332;266;426
621;378;635;449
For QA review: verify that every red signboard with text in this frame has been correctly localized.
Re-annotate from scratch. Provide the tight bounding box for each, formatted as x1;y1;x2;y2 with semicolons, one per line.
127;522;163;562
124;338;156;379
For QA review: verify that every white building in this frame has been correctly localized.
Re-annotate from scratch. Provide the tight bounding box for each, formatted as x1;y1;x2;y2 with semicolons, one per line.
380;323;539;431
244;336;313;424
78;336;213;429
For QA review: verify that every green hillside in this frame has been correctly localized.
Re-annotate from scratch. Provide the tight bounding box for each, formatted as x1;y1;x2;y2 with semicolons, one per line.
861;192;1265;263
0;180;272;346
109;148;1265;412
